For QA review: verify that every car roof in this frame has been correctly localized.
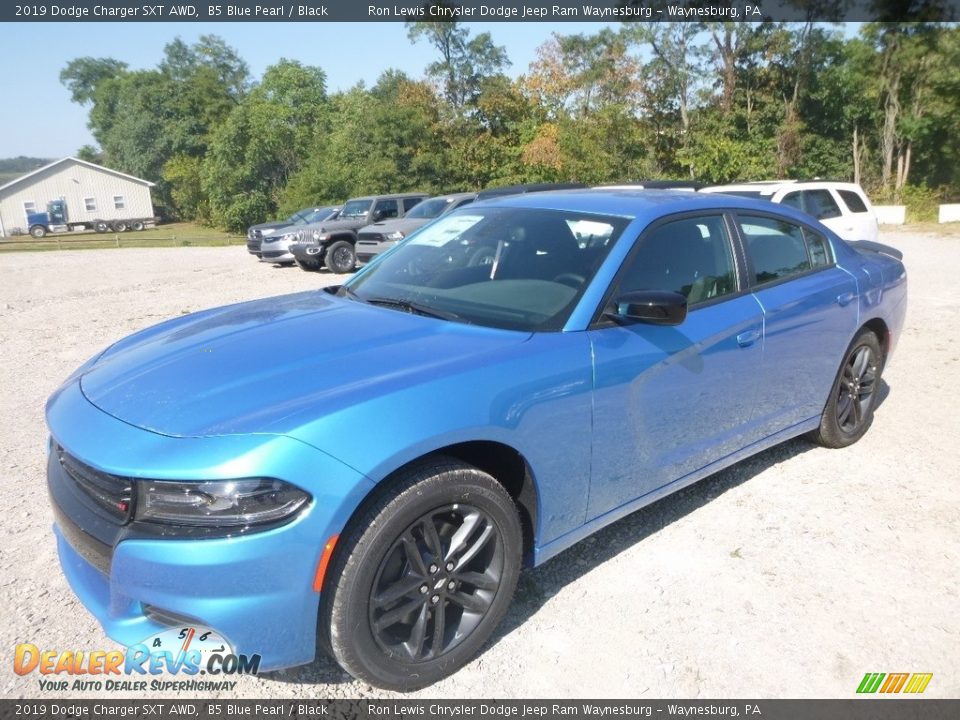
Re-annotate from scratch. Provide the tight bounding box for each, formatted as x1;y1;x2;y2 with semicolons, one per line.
702;180;866;195
432;192;477;202
345;193;428;202
476;188;791;220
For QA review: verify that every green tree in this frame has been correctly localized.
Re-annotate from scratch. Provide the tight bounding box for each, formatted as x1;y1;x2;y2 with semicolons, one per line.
203;60;329;231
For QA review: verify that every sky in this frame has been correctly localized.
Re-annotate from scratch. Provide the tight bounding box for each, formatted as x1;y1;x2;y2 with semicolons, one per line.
0;21;617;159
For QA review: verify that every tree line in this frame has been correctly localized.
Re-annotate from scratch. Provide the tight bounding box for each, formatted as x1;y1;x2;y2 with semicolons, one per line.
59;22;960;232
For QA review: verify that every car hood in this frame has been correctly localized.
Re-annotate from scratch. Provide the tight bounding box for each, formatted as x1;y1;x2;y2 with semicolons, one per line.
298;217;366;236
78;292;529;438
360;217;430;235
249;221;292;234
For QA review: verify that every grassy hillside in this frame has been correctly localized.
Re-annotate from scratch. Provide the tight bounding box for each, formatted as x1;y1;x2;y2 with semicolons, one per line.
0;156;53;185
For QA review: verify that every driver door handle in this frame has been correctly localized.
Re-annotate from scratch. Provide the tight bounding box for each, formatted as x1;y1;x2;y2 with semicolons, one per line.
836;292;855;306
737;329;761;347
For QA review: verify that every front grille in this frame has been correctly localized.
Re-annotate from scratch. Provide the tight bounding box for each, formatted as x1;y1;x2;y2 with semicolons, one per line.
51;499;113;575
262;250;287;259
56;446;133;522
358;233;384;243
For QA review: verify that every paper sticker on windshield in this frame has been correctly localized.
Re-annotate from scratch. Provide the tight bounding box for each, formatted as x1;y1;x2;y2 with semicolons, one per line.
408;215;483;247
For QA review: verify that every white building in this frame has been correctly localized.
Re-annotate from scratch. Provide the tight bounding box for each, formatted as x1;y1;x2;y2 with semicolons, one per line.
0;157;155;237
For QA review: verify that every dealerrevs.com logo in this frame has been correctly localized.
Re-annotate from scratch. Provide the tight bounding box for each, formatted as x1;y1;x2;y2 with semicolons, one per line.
14;626;261;692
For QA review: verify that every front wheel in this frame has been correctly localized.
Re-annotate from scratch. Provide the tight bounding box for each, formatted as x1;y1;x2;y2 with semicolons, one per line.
808;329;883;448
320;458;522;691
29;225;46;239
324;240;356;274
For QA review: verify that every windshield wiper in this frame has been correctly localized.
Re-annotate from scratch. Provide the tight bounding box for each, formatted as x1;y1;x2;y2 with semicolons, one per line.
365;297;464;322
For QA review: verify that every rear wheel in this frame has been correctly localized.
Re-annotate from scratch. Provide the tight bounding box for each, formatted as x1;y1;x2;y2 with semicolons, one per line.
94;221;109;233
324;240;356;274
808;329;883;448
321;458;521;691
131;221;145;231
113;221;128;232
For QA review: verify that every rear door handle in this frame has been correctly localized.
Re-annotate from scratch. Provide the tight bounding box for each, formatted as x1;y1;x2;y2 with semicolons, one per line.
836;292;855;306
737;329;761;347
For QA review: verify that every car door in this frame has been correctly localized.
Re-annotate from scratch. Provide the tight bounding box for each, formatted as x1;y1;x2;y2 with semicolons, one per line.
587;213;766;519
735;212;859;437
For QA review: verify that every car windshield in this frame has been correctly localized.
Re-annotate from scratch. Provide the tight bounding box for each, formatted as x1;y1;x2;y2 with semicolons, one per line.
405;197;458;220
340;199;373;218
344;207;629;332
286;209;315;224
301;207;334;223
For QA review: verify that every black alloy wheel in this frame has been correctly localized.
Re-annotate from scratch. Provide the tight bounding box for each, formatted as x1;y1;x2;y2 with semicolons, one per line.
325;240;356;274
809;328;883;448
320;458;521;691
836;344;878;434
369;504;504;662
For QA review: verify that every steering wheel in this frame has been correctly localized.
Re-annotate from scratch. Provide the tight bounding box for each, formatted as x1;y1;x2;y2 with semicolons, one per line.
553;273;585;288
467;247;496;267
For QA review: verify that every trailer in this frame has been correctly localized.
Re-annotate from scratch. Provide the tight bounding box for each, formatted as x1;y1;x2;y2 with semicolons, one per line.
26;199;156;238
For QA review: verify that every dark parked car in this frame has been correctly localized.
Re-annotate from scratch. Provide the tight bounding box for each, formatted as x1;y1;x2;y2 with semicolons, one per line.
290;193;427;273
246;206;340;258
45;189;906;691
355;192;477;265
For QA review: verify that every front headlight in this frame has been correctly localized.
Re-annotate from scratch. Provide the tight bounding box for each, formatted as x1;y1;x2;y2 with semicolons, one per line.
386;231;405;241
312;230;330;242
136;478;310;527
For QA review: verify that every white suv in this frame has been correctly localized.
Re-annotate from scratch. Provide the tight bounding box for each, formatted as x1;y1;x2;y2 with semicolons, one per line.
700;181;879;242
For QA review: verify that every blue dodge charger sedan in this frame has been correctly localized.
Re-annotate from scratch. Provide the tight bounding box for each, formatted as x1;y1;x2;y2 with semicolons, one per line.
46;189;907;689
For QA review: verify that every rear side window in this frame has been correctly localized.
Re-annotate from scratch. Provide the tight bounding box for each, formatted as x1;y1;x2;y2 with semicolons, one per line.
375;199;399;219
739;215;811;284
804;190;842;220
402;197;422;213
619;215;737;305
803;229;832;268
780;190;842;220
837;189;869;213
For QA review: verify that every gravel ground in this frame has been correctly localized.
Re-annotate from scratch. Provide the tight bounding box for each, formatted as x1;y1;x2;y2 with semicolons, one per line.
1;230;957;699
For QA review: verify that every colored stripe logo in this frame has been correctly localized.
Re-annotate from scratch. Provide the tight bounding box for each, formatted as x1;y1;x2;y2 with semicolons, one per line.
857;672;932;694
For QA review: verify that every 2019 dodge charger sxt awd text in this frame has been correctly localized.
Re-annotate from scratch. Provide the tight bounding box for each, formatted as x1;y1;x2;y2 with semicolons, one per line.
45;190;907;690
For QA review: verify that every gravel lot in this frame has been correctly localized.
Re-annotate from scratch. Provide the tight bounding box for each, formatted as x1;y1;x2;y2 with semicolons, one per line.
1;230;957;699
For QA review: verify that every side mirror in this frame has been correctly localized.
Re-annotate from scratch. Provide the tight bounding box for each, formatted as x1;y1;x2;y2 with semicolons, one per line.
609;290;687;326
371;209;386;222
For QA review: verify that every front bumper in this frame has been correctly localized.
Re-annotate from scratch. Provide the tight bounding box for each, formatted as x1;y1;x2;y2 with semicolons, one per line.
46;380;374;671
261;238;296;263
355;238;399;264
290;242;325;264
246;237;262;255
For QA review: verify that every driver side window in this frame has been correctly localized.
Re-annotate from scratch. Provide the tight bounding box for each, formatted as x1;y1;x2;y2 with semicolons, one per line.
619;215;738;306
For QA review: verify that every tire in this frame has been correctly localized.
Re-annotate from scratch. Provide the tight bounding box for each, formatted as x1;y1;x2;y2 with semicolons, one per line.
29;225;46;239
324;240;356;274
320;458;522;691
113;221;128;232
808;329;883;448
295;259;319;272
131;221;145;231
94;221;109;233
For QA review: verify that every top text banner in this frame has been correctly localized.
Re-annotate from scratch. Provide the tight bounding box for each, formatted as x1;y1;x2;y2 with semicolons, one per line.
5;0;960;22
